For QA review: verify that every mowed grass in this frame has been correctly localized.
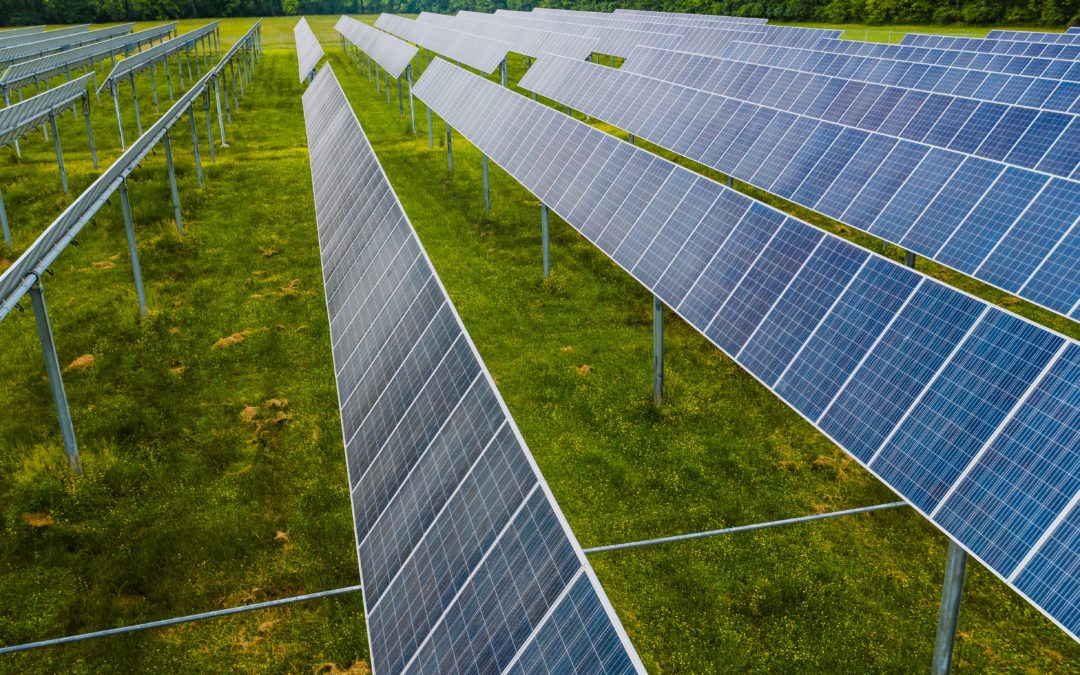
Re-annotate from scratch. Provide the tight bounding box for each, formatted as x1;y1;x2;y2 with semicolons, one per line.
0;15;1076;673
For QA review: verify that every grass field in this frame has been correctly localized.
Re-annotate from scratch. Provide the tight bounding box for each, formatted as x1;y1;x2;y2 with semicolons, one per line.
0;15;1078;673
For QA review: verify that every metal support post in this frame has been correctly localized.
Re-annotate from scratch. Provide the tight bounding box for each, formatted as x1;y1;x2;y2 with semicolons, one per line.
397;75;403;117
203;90;215;161
0;190;10;248
149;63;159;112
905;250;916;268
129;73;142;135
48;114;67;195
500;59;507;87
118;181;146;317
446;126;453;172
407;67;416;134
165;55;174;100
427;107;433;150
726;175;733;188
235;55;244;98
82;97;97;169
482;155;490;214
376;63;381;92
931;540;968;675
541;203;550;279
162;132;183;236
29;282;82;474
177;48;185;88
386;71;391;105
189;106;203;187
185;49;193;81
111;82;125;149
230;60;239;110
3;90;19;155
653;295;664;407
628;133;635;145
611;54;616;66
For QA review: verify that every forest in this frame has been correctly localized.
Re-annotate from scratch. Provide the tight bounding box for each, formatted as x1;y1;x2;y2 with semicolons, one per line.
1;0;1078;57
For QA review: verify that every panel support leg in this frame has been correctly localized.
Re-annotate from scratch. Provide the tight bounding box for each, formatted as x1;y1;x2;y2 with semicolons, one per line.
905;250;916;268
83;96;97;169
376;63;381;92
203;91;215;161
0;189;10;249
653;295;664;407
397;76;404;117
726;175;733;188
500;59;507;87
118;181;147;317
3;90;19;155
541;203;550;279
149;63;159;112
163;131;183;236
49;114;68;195
111;83;125;150
628;133;635;145
931;540;968;675
165;55;174;101
129;73;142;135
29;282;82;474
386;72;391;105
446;126;453;172
407;67;415;134
482;154;490;214
215;75;229;139
189;105;203;187
427;107;433;150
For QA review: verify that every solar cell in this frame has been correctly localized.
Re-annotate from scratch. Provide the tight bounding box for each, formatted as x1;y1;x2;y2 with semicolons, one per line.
718;41;1080;113
518;54;1080;320
414;58;1080;640
0;72;92;147
417;12;599;60
294;17;323;82
375;14;509;74
302;63;644;675
336;15;417;79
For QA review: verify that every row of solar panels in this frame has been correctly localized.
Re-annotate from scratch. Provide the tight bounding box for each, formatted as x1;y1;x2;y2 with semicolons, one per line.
376;11;1080;325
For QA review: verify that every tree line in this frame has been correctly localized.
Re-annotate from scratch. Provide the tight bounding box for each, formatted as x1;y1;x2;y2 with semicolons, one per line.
1;0;1076;34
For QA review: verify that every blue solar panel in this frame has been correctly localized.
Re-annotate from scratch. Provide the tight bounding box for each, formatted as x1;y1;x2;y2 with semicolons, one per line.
303;64;643;674
413;57;1080;641
518;54;1080;324
902;33;1080;60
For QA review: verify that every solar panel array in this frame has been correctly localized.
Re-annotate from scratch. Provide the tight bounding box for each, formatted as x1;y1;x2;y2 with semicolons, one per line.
817;37;1080;82
417;12;600;61
456;10;684;58
302;63;644;675
523;52;1080;322
902;33;1080;59
0;24;86;50
611;8;767;24
0;26;45;38
0;72;91;147
674;25;842;52
621;46;1080;181
0;25;260;320
718;41;1080;113
414;57;1080;641
0;23;134;68
98;21;220;92
294;17;324;82
336;15;418;79
0;23;177;93
374;13;510;74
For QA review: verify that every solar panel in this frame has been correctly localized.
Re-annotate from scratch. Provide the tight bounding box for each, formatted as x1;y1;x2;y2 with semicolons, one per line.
718;41;1080;114
672;25;844;52
0;26;45;37
532;8;764;26
294;17;324;82
0;24;87;50
611;8;767;24
0;72;91;147
521;52;1080;322
0;23;133;69
99;22;220;93
456;11;684;58
301;63;644;675
505;8;746;37
815;37;1080;83
375;14;510;74
0;24;177;94
414;58;1080;642
417;12;599;60
336;15;417;79
621;47;1080;181
1070;27;1080;34
901;33;1080;60
987;30;1080;44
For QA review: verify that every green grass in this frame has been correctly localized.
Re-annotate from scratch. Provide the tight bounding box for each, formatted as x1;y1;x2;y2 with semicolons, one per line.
0;15;1077;673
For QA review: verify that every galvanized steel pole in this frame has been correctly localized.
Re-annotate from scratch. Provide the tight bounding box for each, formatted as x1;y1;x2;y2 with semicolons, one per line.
0;190;10;249
482;155;490;214
29;282;82;474
446;126;453;172
932;540;968;674
82;96;97;169
653;295;664;407
189;105;203;187
407;66;415;134
48;114;67;195
541;203;550;279
111;82;125;150
163;131;183;235
118;181;146;317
